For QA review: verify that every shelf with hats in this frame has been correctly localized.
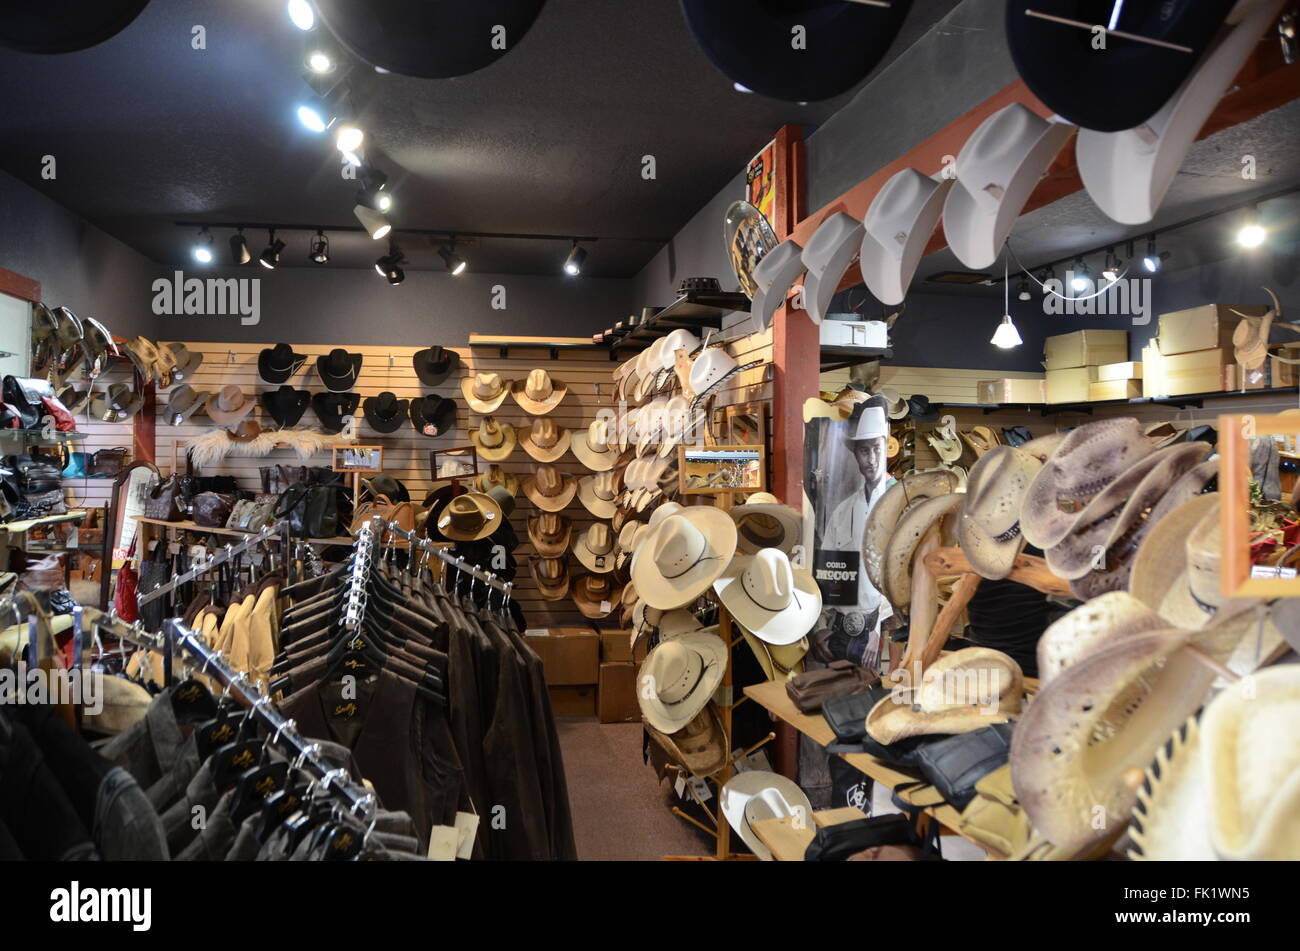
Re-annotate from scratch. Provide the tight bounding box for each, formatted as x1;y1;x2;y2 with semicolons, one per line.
607;291;751;354
466;334;613;362
948;383;1300;417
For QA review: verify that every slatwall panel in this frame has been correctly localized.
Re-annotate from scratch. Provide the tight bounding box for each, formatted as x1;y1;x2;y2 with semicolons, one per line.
55;359;136;516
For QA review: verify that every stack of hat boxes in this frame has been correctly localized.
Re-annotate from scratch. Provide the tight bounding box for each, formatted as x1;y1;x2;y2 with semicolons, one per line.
1142;304;1269;398
1042;329;1130;403
525;626;644;721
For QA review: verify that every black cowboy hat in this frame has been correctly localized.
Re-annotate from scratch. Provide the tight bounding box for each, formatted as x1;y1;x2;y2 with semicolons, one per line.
906;394;939;422
257;343;309;384
312;391;360;434
1005;0;1238;133
411;346;461;387
314;0;546;79
259;385;311;428
362;391;410;434
316;348;363;392
679;0;911;103
0;0;150;53
363;473;410;504
409;394;458;437
422;480;459;512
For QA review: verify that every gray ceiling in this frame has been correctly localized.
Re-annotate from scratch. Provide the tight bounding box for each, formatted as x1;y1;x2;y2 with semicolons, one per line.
0;0;962;279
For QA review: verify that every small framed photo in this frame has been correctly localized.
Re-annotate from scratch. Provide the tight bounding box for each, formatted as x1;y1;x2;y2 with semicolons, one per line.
1219;413;1300;598
678;444;766;495
333;445;384;473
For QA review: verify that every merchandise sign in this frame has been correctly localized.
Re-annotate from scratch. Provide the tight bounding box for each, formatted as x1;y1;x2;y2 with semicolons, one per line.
812;548;860;606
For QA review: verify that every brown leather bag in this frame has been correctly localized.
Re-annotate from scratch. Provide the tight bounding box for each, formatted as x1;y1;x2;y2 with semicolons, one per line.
142;475;183;522
90;447;130;478
785;659;879;714
350;496;414;536
192;491;236;528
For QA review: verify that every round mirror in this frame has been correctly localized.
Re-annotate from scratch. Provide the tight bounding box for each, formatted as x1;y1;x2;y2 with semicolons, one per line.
723;201;779;299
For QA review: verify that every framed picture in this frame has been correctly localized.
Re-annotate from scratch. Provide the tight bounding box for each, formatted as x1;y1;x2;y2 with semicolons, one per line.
1218;413;1300;598
678;444;766;495
332;445;384;474
429;446;479;482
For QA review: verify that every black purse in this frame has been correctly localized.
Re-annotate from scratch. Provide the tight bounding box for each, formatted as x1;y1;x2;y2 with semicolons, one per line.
913;722;1015;811
822;686;891;752
275;484;340;538
804;814;921;862
2;376;53;430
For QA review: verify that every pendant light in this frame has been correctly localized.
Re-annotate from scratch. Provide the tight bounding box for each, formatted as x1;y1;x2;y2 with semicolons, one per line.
991;258;1022;349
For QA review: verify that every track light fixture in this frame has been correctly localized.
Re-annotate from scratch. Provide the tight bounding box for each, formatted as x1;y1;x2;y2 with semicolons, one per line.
1070;256;1091;294
1101;247;1121;282
296;94;336;133
439;238;467;276
306;49;334;74
992;260;1022;349
335;125;364;153
309;230;330;264
229;228;251;266
191;228;214;264
259;229;286;270
354;203;392;240
287;0;315;31
1237;206;1267;248
1143;235;1169;273
1017;280;1031;302
356;167;392;213
375;239;405;285
564;240;587;276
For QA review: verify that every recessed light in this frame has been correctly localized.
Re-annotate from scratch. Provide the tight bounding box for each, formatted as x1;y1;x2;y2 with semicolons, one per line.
287;0;315;31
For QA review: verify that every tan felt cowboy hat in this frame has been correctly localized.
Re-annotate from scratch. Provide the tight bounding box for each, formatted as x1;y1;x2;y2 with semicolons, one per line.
460;372;511;413
638;630;728;732
572;573;624;619
527;511;572;557
523;464;578;512
1036;592;1168;685
740;628;808;682
731;491;802;556
882;492;963;613
165;384;210;426
865;647;1023;745
1231;288;1280;370
512;368;568;415
958;444;1043;581
1130;666;1300;862
436;491;504;542
572;418;617;471
89;383;144;423
720;770;815;862
958;425;1000;459
1021;418;1154;550
531;556;570;600
1046;442;1210;581
578;470;619;519
800;211;863;325
713;548;821;646
204;385;255;426
573;522;617;574
470;416;517;462
631;505;736;610
474;464;518;497
858;167;953;307
520;417;570;463
644;703;729;778
863;469;961;593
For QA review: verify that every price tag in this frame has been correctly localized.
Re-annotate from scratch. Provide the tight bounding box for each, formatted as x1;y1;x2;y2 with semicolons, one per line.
426;825;459;861
454;811;479;859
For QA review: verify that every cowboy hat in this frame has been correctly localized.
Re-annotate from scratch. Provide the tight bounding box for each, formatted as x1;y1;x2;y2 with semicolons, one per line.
364;474;410;505
1076;0;1285;225
1145;458;1218;529
720;770;815;862
633;397;670;456
316;348;363;392
882;492;963;613
411;345;461;386
79;316;119;371
957;444;1044;580
749;238;805;331
527;512;571;558
228;419;262;442
422;480;458;512
470;417;517;462
572;418;618;471
572;573;624;619
362;392;410;434
689;347;739;397
958;425;1000;459
460;372;511;414
927;428;963;464
1021;418;1154;550
257;343;307;384
655;396;694;460
906;394;939;422
573;522;618;575
522;464;577;512
801;212;863;325
865;647;1024;744
530;556;570;600
577;470;619;520
1231;288;1281;370
1142;420;1189;449
204;385;255;426
164;342;203;384
942;103;1074;269
638;631;728;732
436;492;504;542
56;383;93;417
880;386;908;420
520;417;571;463
51;306;83;352
259;385;311;428
89;383;144;423
740;628;808;682
849;402;889;442
731;491;802;556
631;506;737;610
474;463;518;497
859;168;953;306
1036;591;1169;685
863;469;961;593
123;336;159;383
512;368;569;415
644;703;730;778
713;548;821;646
658;329;700;370
409;394;457;438
312;391;360;434
616;520;651;572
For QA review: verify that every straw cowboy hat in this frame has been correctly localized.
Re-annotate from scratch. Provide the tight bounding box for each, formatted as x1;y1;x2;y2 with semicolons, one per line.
316;348;363;392
731;491;802;556
713;548;821;646
957;444;1043;581
800;212;863;325
573;522;618;574
512;368;568;415
617;521;650;572
657;329;700;370
527;511;571;557
942;103;1074;270
89;383;145;423
749;238;804;331
720;771;815;862
638;630;728;733
164;342;203;384
578;470;619;519
1021;418;1153;550
1231;287;1281;370
470;417;517;462
862;469;961;593
740;629;808;682
204;385;255;426
958;425;1000;459
123;336;160;383
859;168;953;306
631;505;737;610
523;464;578;512
1145;458;1218;529
474;464;518;497
1077;0;1284;225
460;372;511;413
644;703;729;778
1035;592;1168;685
882;492;963;613
1129;665;1300;862
572;418;618;471
572;573;624;619
865;647;1024;745
436;491;504;542
531;556;570;600
520;417;571;463
690;347;741;398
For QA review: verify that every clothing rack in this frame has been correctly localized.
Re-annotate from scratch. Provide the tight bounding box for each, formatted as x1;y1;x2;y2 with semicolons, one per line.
368;515;514;598
343;518;380;630
136;520;286;608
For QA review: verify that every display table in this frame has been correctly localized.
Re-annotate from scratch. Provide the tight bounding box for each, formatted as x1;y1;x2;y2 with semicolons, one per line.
750;806;868;862
0;509;87;570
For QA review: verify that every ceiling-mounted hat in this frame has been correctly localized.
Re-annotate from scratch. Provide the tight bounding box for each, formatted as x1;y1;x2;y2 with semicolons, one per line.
409;394;457;438
859;168;952;306
572;418;617;472
800;212;863;325
311;391;360;434
460;372;511;414
679;0;911;103
257;343;307;384
362;391;410;434
0;0;150;53
748;239;805;331
512;368;569;415
522;464;577;512
204;385;255;426
88;382;144;423
411;345;462;386
259;385;311;429
521;417;571;463
316;348;363;392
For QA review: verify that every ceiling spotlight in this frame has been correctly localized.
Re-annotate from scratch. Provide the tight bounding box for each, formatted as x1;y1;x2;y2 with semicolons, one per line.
734;83;753;93
375;240;405;285
335;125;364;153
564;241;587;276
1143;235;1169;273
1101;247;1121;282
296;95;336;133
191;228;214;264
306;50;334;74
356;167;391;211
259;229;285;270
287;0;315;31
353;203;391;240
229;228;251;266
309;230;330;264
1070;257;1092;293
439;239;467;276
1237;208;1267;248
1017;280;1031;301
341;150;363;168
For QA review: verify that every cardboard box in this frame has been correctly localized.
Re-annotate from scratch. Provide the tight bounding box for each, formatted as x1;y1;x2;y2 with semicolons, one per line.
526;628;600;686
1157;304;1267;356
1044;329;1128;370
1159;348;1227;396
1272;347;1300;387
549;685;597;718
1045;366;1099;403
1096;361;1143;382
976;377;1046;404
598;662;640;723
1223;363;1267;391
600;630;632;664
1088;379;1142;401
1142;343;1164;398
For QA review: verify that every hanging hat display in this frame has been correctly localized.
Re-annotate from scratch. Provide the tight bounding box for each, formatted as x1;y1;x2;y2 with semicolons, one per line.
411;345;462;386
316;348;363;392
859;167;952;306
521;417;571;463
512;368;569;415
362;391;410;434
257;343;308;384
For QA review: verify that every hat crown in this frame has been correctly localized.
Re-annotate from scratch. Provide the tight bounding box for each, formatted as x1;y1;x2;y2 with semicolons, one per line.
324;348;352;373
473;372;503;398
538;512;564;537
216;385;242;410
588;523;614;555
653;517;708;580
869;169;932;244
445;496;486;531
743;549;795;612
479;417;503;447
588;418;610;447
959;103;1043;196
532;418;558;447
804;212;860;260
691;348;738;392
537;465;562;496
593;471;616;500
650;641;705;704
537;557;565;583
525;369;553;401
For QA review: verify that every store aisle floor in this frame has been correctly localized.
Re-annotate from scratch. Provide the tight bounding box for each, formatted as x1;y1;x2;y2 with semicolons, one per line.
558;718;714;861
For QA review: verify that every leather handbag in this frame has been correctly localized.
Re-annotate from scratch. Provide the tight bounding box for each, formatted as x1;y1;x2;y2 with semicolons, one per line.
2;376;53;429
914;722;1015;811
113;536;139;623
226;499;254;531
822;686;891;752
137;539;172;632
276;484;340;538
192;491;235;528
39;395;77;432
804;814;917;862
90;448;130;478
142;475;183;521
245;495;280;532
350;496;414;536
785;659;879;714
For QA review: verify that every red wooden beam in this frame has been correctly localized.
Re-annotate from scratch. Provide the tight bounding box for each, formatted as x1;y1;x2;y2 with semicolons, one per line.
0;267;40;303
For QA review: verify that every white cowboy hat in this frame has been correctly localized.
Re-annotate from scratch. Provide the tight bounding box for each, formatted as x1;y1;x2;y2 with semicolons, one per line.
573;522;617;574
859;168;953;306
571;418;618;471
460;371;511;413
689;347;738;396
942;103;1074;269
1077;0;1285;226
720;770;814;862
637;631;728;733
730;491;802;555
630;505;737;610
713;548;821;646
879;386;908;420
577;470;619;519
658;329;700;371
749;238;805;331
1035;591;1168;685
800;212;863;325
850;403;889;441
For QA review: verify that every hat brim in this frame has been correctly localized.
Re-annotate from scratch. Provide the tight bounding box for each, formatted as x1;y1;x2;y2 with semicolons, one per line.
460;376;510;413
577;480;618;519
522;474;578;512
571;432;617;471
573;580;623;618
638;632;729;732
574;536;617;574
713;557;821;646
882;492;963;611
732;502;802;556
205;396;254;426
720;770;814;861
631;507;738;611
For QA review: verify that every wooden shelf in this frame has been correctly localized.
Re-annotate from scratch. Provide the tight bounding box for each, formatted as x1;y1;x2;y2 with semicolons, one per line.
750;807;867;862
467;334;614;361
0;510;88;535
607;291;750;354
820;345;892;372
940;384;1299;417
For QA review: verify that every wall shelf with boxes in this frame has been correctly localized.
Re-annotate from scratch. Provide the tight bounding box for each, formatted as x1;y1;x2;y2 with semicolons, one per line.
946;385;1300;417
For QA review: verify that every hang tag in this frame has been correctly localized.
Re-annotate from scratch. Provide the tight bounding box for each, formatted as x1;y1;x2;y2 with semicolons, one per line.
454;812;479;860
600;601;612;614
734;750;770;774
426;825;459;861
689;777;712;802
674;774;687;798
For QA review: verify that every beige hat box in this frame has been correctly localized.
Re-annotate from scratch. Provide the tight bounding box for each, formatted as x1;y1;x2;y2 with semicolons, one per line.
598;661;640;723
1088;379;1142;401
1096;360;1143;381
977;377;1045;404
1045;366;1098;403
526;627;600;686
1156;304;1266;355
1043;329;1128;370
